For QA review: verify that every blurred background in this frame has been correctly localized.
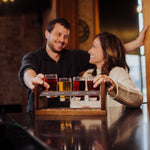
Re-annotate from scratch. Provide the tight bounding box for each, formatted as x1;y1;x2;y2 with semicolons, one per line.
0;0;146;112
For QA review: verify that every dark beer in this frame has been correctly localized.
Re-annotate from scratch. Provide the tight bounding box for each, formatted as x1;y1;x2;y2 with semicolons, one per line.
87;80;100;99
44;74;58;98
87;80;99;91
45;78;58;91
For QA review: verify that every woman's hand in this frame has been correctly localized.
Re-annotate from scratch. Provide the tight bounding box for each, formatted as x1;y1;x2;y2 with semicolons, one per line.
136;25;149;46
93;75;117;94
124;25;148;53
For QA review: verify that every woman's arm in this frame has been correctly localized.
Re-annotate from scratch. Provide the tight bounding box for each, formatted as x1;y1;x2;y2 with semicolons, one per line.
93;67;143;107
109;67;143;107
124;25;148;53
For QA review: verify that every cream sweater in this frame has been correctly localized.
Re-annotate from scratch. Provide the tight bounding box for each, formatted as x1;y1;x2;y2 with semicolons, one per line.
82;67;143;108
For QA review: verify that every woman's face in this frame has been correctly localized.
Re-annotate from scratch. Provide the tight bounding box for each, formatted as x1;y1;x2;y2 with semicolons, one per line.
88;37;104;69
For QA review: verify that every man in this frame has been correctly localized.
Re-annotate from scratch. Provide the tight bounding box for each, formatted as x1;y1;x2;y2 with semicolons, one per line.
18;18;148;112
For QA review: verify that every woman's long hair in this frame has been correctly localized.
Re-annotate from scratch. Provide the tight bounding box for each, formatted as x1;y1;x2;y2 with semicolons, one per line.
92;32;129;76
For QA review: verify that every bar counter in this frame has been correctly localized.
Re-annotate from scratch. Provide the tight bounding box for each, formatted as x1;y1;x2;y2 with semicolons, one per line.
2;104;150;150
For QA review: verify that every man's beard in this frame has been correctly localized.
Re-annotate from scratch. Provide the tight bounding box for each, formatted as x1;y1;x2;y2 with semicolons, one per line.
48;43;63;54
51;47;62;54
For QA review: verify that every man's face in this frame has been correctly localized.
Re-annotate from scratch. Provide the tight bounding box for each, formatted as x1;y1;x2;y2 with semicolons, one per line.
45;23;70;53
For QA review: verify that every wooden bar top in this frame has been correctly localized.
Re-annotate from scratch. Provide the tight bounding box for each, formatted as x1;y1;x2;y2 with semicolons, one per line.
5;104;150;150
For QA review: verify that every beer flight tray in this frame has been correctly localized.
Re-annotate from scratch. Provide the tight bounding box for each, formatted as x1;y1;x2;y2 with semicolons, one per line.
34;82;107;116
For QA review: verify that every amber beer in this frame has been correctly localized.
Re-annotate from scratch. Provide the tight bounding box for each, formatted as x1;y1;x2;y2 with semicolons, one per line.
73;77;85;100
87;76;100;100
59;78;72;101
44;74;58;91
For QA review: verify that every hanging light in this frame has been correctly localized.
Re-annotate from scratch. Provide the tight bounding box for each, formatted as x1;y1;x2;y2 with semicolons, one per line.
0;0;15;3
2;0;8;2
137;5;142;13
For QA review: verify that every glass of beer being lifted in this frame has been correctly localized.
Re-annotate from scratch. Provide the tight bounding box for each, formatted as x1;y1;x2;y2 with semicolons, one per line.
44;74;58;91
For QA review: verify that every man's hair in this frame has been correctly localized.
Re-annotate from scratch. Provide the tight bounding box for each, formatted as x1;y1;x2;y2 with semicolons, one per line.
47;18;71;32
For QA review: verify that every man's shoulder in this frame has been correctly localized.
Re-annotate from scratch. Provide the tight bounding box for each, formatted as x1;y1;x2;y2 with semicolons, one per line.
63;49;89;56
24;47;45;57
70;49;88;54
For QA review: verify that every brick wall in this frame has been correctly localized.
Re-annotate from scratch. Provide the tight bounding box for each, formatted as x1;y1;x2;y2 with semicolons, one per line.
0;14;43;111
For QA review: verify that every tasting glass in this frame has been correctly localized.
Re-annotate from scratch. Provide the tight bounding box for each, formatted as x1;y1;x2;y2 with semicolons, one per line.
87;76;100;101
59;77;72;101
44;74;58;91
73;76;86;100
44;74;58;98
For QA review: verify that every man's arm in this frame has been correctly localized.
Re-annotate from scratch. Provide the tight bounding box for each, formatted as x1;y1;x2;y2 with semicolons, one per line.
124;25;148;53
23;69;49;91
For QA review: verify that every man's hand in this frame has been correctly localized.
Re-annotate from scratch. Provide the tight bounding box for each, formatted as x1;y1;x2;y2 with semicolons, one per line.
24;69;49;91
31;73;50;92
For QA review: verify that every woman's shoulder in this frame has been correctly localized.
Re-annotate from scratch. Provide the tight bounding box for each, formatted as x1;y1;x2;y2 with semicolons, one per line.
109;66;128;74
81;69;101;77
81;69;94;77
109;66;130;81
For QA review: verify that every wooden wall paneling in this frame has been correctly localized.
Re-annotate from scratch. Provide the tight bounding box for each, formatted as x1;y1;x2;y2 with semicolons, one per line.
78;0;95;51
94;0;100;35
56;0;79;49
142;0;150;103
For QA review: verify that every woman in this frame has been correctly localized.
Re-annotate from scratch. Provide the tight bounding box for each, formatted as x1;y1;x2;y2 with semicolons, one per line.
83;32;143;107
